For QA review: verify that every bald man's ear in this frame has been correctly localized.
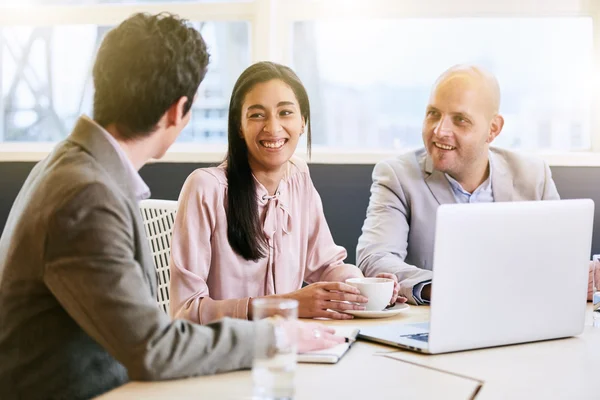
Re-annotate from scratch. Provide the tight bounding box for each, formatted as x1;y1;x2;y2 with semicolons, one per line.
487;114;504;144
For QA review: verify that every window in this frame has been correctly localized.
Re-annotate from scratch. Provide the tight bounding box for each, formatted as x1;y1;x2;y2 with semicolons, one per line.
292;18;594;151
0;0;599;164
1;25;108;142
0;21;249;143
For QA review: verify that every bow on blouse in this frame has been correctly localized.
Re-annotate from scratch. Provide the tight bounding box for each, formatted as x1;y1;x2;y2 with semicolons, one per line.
261;191;292;246
261;190;292;295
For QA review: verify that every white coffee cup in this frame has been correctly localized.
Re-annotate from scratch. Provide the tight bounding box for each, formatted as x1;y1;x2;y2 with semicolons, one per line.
345;277;394;311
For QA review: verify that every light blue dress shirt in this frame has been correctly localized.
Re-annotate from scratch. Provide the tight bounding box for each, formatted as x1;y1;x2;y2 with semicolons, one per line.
445;162;494;204
412;158;494;304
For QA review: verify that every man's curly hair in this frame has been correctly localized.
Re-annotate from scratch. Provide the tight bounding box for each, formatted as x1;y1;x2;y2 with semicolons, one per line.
92;12;210;139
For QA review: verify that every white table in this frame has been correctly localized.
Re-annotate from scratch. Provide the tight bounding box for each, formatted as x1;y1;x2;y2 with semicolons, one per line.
97;305;600;399
385;307;600;400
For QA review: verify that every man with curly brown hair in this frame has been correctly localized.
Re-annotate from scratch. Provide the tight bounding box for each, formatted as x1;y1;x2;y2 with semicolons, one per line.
0;13;341;400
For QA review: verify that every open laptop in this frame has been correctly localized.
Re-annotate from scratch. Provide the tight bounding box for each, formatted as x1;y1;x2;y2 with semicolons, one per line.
358;199;594;354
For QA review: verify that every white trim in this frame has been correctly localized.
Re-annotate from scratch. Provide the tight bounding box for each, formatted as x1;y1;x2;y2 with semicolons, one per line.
278;0;591;20
0;2;256;26
153;143;226;163
156;148;600;167
251;0;275;62
4;143;600;167
540;152;600;167
0;143;55;162
0;0;589;27
250;0;290;64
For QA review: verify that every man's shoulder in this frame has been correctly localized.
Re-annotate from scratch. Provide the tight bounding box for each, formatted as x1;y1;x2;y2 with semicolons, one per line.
373;148;427;180
490;147;547;173
40;142;127;214
3;142;131;251
490;147;557;198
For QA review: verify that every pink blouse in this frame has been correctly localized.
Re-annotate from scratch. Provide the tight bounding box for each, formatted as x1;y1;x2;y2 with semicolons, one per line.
169;157;362;324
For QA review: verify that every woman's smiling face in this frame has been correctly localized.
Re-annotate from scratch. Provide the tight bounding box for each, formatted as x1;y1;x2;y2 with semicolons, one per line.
240;79;305;172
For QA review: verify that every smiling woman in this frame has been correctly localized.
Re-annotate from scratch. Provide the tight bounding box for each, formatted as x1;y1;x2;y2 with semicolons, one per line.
226;63;311;261
166;61;401;326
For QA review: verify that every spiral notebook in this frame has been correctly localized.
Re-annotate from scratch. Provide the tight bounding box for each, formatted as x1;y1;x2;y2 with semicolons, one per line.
297;327;360;364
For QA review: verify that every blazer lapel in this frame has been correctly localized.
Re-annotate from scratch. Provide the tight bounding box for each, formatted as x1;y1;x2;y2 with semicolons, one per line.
423;154;457;205
490;151;514;202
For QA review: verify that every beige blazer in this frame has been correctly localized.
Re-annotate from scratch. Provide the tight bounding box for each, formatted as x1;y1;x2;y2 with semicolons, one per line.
356;147;560;304
0;117;274;400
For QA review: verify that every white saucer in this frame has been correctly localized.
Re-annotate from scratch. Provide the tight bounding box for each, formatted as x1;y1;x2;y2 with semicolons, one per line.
344;303;410;319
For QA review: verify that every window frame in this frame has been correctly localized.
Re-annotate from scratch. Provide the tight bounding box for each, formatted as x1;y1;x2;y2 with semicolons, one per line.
0;0;598;166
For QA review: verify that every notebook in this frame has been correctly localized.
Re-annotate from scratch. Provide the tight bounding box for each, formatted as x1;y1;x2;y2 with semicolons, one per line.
297;327;360;364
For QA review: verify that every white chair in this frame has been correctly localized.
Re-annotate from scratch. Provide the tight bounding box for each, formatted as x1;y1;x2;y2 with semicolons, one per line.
139;199;178;316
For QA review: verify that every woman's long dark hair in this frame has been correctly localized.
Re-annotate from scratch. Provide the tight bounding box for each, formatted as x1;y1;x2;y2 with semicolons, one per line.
226;61;312;261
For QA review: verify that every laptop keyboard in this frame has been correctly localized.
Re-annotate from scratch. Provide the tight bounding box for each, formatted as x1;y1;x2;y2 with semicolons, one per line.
402;332;429;342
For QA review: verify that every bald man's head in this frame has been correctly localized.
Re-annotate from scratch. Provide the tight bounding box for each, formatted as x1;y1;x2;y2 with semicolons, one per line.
422;64;504;189
432;64;501;118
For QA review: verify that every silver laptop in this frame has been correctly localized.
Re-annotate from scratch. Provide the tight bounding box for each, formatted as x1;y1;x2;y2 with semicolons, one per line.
358;199;594;354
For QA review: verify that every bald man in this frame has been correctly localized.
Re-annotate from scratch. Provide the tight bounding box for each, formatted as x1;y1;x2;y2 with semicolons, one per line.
356;65;560;304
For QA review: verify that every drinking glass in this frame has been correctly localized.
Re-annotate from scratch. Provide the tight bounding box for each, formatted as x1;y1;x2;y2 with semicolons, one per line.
251;298;298;400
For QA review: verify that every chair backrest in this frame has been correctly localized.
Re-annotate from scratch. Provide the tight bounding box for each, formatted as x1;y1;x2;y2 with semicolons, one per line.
139;199;178;315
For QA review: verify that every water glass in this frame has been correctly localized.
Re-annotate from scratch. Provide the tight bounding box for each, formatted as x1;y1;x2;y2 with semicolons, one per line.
593;255;600;326
251;298;298;400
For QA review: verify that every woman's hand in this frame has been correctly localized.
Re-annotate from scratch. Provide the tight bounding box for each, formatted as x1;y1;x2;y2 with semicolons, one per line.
281;320;345;353
282;282;368;320
374;273;407;306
